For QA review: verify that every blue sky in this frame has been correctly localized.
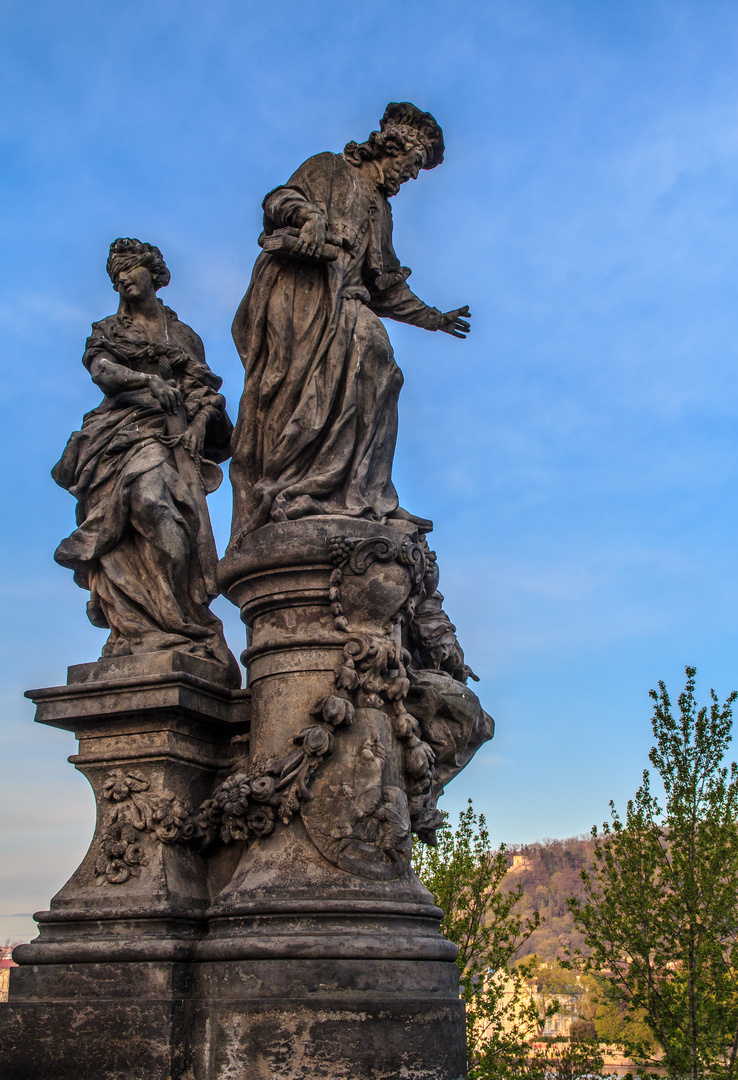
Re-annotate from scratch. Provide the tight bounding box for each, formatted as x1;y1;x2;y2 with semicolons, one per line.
3;0;738;942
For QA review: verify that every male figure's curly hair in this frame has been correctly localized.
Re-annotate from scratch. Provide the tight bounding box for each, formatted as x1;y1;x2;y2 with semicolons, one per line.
106;237;171;291
344;126;427;167
344;101;444;171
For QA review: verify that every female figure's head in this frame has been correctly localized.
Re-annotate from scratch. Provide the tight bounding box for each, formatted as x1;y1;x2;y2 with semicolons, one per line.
106;238;170;303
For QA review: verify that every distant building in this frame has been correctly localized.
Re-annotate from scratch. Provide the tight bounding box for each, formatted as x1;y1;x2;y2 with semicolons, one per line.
487;969;642;1077
0;950;18;1002
508;852;534;874
495;971;580;1039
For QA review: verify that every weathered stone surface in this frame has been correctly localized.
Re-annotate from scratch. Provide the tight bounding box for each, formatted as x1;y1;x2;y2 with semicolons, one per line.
189;958;466;1080
0;959;466;1080
0;962;192;1080
16;650;249;967
216;514;492;885
29;648;247;728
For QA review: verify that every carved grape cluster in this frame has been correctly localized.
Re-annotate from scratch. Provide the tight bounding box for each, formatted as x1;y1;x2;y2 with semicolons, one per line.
328;535;355;564
328;566;348;632
327;535;355;631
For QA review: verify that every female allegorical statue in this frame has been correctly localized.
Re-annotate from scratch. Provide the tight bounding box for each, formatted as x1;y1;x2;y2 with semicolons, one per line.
53;238;239;684
228;101;471;542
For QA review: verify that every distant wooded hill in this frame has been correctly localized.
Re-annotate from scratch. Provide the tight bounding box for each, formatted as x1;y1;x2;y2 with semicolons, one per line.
502;836;597;962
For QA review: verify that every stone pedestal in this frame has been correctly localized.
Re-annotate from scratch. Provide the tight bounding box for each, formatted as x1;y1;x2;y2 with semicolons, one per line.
18;650;250;966
0;652;249;1080
200;516;468;1079
0;962;193;1079
0;517;481;1079
188;958;465;1080
1;959;464;1080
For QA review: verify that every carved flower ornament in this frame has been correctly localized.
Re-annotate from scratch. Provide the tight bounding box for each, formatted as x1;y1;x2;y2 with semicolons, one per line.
249;775;277;802
246;806;276;836
295;724;334;757
103;769;148;801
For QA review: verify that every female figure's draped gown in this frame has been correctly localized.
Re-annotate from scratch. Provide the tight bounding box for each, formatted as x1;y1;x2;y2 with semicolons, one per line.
53;306;238;681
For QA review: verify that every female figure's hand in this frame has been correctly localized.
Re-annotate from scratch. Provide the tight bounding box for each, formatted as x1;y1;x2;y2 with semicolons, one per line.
147;375;181;414
439;305;471;338
89;356;180;412
180;423;206;458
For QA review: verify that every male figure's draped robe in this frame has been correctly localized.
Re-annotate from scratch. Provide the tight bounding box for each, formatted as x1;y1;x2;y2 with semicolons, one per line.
229;151;444;543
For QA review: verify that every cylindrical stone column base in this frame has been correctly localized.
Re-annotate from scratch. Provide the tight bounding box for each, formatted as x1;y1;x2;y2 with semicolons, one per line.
189;958;467;1080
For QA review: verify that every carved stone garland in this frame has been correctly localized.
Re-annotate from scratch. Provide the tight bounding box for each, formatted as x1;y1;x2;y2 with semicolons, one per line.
327;535;444;842
94;769;200;885
95;534;448;883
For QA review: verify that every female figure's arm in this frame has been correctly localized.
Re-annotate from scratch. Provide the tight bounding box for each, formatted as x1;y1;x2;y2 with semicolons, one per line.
87;353;181;413
175;325;229;458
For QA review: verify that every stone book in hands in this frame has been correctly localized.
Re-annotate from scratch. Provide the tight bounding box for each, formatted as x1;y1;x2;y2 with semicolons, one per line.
258;226;342;262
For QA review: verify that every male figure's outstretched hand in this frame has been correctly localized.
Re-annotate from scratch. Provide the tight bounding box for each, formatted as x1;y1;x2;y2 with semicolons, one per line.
439;305;471;338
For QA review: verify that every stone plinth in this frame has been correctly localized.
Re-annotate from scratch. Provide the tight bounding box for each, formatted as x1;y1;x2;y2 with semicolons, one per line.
187;958;465;1080
0;652;249;1080
216;517;449;908
0;962;193;1080
1;959;464;1080
17;650;250;966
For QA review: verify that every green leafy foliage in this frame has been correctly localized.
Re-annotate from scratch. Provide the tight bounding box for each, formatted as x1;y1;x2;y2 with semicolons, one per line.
569;667;738;1079
592;990;654;1051
521;1039;605;1080
413;801;542;1076
413;802;604;1078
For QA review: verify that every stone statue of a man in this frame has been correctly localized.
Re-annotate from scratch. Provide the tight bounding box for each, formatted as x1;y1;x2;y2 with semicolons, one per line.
228;102;471;543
